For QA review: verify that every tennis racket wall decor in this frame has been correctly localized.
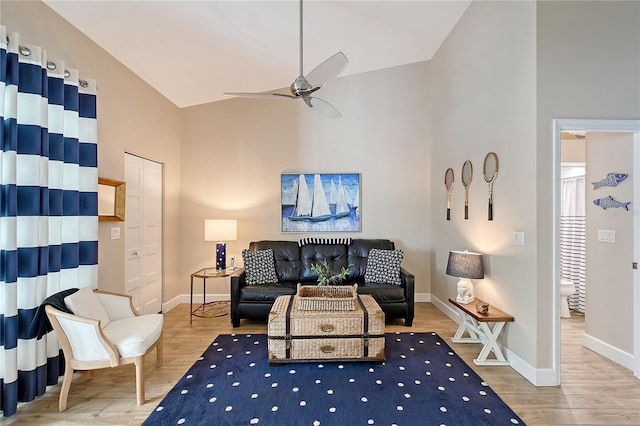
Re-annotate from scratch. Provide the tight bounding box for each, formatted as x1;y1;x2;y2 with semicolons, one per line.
483;152;499;221
461;160;473;220
444;168;454;221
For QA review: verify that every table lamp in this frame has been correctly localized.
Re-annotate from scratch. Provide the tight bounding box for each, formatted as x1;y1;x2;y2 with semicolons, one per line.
446;250;484;304
204;219;237;270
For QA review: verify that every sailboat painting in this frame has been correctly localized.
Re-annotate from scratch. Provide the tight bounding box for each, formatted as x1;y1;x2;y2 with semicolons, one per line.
281;173;361;232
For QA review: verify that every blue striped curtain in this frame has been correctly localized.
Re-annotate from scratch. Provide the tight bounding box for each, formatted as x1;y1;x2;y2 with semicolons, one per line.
0;27;98;417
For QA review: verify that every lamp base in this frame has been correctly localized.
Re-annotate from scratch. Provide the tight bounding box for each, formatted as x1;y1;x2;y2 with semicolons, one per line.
216;242;227;270
456;278;475;304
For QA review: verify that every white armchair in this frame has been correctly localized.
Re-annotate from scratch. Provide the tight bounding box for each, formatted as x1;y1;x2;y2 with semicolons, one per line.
45;287;163;411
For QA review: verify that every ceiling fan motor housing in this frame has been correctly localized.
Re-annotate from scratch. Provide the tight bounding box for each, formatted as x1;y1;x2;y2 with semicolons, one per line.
290;75;319;97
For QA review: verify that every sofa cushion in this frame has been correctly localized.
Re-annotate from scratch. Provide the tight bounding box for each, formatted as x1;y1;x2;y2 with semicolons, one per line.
240;282;297;302
242;249;279;285
347;239;395;279
250;241;301;282
357;283;406;303
364;248;404;285
300;244;349;282
64;287;111;327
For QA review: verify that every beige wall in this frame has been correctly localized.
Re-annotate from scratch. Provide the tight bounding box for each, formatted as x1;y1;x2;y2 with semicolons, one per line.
429;0;538;365
585;133;634;354
1;1;183;299
561;139;586;163
536;0;640;369
179;62;432;297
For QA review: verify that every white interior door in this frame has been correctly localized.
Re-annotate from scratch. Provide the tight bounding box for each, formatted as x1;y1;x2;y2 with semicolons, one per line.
142;159;163;314
125;153;163;314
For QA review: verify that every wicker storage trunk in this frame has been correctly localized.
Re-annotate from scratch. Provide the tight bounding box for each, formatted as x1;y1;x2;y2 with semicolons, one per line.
268;294;385;363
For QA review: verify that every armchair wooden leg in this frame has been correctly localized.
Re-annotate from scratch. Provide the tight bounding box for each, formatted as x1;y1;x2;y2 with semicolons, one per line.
135;355;145;406
59;363;74;412
156;334;163;367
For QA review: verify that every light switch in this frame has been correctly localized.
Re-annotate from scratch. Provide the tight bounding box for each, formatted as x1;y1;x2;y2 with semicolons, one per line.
597;229;615;243
111;227;121;240
514;231;525;246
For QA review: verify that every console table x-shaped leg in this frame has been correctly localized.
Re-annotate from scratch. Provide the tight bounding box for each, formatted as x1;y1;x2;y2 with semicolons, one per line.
449;297;514;366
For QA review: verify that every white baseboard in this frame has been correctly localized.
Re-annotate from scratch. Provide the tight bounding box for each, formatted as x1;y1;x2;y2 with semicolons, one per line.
162;293;229;314
161;294;182;313
430;295;460;323
506;350;558;386
583;332;634;371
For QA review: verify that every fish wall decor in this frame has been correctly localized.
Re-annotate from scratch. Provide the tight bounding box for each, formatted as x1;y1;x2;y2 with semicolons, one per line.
591;173;628;189
593;195;631;211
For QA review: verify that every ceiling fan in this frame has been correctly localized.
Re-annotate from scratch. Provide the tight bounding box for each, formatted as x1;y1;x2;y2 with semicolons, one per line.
224;0;348;118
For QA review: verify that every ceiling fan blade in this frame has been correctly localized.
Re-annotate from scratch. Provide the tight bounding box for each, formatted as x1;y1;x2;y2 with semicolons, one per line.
224;92;297;100
305;51;348;89
303;96;342;119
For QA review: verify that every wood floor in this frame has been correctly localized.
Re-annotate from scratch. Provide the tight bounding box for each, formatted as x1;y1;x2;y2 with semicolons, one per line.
6;303;640;425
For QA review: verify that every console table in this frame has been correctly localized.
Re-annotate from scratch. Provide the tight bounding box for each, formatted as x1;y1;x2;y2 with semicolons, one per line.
190;268;231;325
448;297;514;366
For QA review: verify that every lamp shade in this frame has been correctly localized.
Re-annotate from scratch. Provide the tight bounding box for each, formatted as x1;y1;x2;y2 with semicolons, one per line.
446;251;484;279
204;219;237;242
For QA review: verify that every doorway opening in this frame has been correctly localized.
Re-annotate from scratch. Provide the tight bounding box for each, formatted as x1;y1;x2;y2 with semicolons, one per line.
553;119;640;384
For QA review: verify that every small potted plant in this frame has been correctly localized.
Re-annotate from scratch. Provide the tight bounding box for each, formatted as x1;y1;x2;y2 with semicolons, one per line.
310;260;350;286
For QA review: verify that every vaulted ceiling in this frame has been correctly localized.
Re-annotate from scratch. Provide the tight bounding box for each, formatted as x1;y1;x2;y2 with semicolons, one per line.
44;1;471;108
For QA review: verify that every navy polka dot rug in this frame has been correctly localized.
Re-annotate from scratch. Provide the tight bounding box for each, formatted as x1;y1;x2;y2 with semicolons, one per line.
144;332;525;425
